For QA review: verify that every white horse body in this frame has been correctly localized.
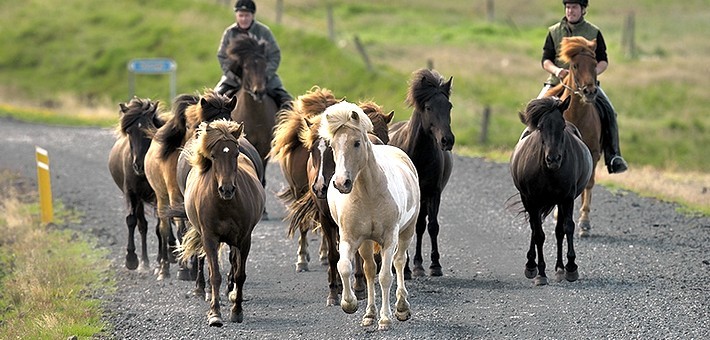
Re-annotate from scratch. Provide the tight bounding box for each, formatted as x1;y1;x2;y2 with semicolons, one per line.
321;101;420;331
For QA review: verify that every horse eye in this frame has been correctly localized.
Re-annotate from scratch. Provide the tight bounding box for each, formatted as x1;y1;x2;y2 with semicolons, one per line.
354;140;361;148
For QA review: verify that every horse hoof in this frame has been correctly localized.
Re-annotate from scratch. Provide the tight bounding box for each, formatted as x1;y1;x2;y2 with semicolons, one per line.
296;262;309;272
566;269;579;282
177;269;192;281
230;311;243;323
341;300;358;314
361;316;376;327
378;320;392;331
578;221;591;237
157;272;169;281
533;275;548;286
555;268;566;282
320;257;329;266
412;267;426;278
429;266;443;277
205;292;212;302
261;211;269;221
395;309;411;321
524;266;538;279
125;253;139;270
193;288;205;299
326;296;339;307
208;316;223;327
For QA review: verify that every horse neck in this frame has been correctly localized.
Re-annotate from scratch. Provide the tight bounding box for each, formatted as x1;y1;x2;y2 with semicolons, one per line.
563;75;593;123
352;142;387;193
400;109;431;153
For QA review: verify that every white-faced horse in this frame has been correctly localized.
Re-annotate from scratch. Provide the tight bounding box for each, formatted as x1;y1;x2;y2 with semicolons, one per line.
320;101;420;330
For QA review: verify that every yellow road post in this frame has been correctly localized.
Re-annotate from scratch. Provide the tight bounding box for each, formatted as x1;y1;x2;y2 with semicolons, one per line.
35;146;53;224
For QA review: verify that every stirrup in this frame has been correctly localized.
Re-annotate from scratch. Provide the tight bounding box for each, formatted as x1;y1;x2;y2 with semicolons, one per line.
608;155;628;174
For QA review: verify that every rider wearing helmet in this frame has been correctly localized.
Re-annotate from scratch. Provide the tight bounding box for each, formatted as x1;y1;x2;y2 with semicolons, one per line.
539;0;628;174
216;0;293;110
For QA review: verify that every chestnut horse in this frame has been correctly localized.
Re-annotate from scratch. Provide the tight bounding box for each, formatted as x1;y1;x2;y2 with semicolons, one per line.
225;34;278;219
388;68;454;277
510;97;592;285
321;101;419;331
544;36;602;237
177;120;265;327
145;89;235;280
108;97;164;271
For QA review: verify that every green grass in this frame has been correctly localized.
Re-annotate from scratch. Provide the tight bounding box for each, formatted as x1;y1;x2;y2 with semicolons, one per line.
1;0;709;172
0;177;113;339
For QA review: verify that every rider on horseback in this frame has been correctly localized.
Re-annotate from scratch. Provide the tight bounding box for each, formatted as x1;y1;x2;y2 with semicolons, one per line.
538;0;628;174
216;0;293;110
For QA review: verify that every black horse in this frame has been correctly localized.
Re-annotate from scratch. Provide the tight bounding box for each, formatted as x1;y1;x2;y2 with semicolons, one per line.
108;97;164;271
388;68;454;277
510;97;593;286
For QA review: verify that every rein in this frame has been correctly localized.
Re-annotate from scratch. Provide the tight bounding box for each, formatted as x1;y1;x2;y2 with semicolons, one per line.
561;51;596;99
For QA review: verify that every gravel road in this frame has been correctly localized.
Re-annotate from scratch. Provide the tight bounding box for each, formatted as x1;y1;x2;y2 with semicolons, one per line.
0;117;708;339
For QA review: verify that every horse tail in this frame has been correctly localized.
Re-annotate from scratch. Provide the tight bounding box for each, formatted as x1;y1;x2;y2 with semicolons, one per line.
176;222;204;262
286;193;319;238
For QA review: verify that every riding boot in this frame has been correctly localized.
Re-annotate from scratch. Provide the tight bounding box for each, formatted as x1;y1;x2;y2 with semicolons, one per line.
596;87;628;174
267;86;294;111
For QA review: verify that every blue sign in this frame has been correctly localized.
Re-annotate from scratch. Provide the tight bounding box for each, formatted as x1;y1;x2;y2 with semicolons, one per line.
128;58;176;74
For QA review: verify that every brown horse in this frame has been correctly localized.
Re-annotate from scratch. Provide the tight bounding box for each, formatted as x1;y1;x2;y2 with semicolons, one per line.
388;68;454;278
544;36;602;237
177;120;265;327
225;34;278;218
145;89;236;280
271;86;342;272
108;97;164;271
510;97;592;285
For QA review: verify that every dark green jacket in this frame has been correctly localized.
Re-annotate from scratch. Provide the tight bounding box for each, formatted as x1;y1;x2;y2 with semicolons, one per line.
542;17;607;85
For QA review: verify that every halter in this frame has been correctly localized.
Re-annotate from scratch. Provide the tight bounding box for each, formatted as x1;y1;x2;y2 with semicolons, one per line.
561;51;597;98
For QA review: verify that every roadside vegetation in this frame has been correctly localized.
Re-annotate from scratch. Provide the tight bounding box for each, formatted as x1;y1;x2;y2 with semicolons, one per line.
0;170;112;338
0;0;707;213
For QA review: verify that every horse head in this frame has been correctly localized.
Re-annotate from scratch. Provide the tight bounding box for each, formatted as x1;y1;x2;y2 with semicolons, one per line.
520;97;569;170
227;34;269;102
193;120;244;200
560;37;598;104
408;69;455;151
119;98;162;176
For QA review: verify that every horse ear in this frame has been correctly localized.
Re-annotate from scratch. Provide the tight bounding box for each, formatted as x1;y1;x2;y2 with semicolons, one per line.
385;110;395;124
228;95;238;111
559;96;571;113
200;97;209;109
444;76;453;94
233;122;245;140
350;110;359;121
119;103;128;114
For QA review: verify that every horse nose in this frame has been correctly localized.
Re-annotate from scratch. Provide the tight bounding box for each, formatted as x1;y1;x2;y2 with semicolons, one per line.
334;178;352;194
545;154;562;169
312;182;327;199
218;185;235;200
583;85;597;97
132;162;144;176
441;134;455;151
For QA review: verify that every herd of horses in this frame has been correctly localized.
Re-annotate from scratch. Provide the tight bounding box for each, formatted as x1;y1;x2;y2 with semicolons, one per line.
108;34;604;329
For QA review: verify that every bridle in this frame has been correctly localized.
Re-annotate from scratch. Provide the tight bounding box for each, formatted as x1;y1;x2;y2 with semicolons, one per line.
561;51;597;98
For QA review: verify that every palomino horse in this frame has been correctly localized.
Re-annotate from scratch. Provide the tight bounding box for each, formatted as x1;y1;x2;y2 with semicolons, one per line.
225;34;278;218
543;36;602;237
271;86;342;272
388;68;454;277
177;120;265;327
510;97;592;286
320;101;419;330
108;97;164;271
145;89;235;280
303;100;393;306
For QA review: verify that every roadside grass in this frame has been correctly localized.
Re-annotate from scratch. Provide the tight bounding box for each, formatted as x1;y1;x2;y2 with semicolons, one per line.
0;170;113;339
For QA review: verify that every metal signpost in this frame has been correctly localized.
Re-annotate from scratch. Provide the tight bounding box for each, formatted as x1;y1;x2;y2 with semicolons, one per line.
127;58;177;100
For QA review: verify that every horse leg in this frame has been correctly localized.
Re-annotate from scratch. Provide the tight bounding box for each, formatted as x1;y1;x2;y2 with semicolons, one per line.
229;241;250;323
176;218;193;281
561;200;579;282
167;219;178;264
135;201;151;271
354;251;367;300
203;237;223;327
532;213;548;286
394;224;414;322
194;256;207;300
124;210;139;270
358;241;378;327
411;208;428;277
427;194;443;277
319;230;329;266
296;228;310;272
261;161;269;220
578;174;595;237
375;240;395;331
554;204;567;283
156;215;171;280
323;218;340;306
337;240;358;314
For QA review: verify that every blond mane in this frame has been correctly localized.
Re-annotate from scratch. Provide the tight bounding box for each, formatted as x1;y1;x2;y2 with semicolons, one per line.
319;101;373;142
190;119;243;172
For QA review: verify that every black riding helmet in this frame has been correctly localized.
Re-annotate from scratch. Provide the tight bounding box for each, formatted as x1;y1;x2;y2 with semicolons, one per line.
234;0;256;13
563;0;588;6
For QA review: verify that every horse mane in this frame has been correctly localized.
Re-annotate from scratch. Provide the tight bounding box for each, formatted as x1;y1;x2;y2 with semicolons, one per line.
185;88;235;130
227;34;267;71
358;100;392;144
406;68;451;112
519;97;563;131
115;97;163;137
319;101;373;142
190;119;244;173
153;93;199;160
271;86;341;161
559;36;596;64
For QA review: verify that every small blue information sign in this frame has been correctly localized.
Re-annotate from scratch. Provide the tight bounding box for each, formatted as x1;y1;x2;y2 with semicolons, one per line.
128;58;177;74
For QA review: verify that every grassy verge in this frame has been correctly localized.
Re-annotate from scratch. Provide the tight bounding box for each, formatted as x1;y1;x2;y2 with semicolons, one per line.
0;170;113;339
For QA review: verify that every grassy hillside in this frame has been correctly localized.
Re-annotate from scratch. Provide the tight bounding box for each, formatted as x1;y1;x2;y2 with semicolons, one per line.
1;0;709;172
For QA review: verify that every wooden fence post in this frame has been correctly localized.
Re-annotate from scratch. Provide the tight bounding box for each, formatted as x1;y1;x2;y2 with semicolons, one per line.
487;0;495;22
427;59;434;70
327;4;335;41
275;0;283;24
353;35;373;72
480;106;491;144
622;11;637;58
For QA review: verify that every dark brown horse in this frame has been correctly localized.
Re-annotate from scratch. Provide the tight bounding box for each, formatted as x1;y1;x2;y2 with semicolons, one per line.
225;34;278;219
388;68;454;277
544;36;603;237
145;89;235;280
108;97;164;271
177;120;265;327
510;97;592;285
